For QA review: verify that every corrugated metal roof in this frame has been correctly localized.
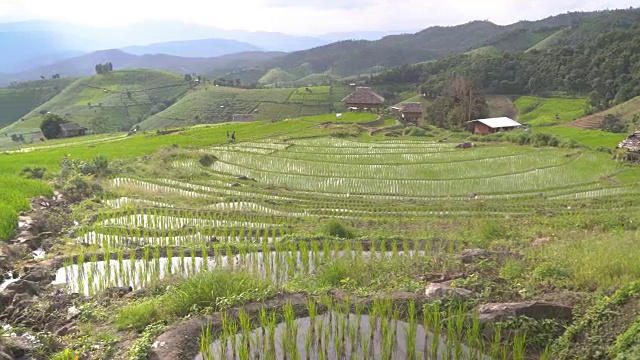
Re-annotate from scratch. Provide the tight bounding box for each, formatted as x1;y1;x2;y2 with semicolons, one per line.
470;117;521;128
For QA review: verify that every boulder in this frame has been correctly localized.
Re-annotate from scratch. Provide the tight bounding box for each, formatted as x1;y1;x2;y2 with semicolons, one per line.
477;301;573;323
456;142;476;149
21;268;53;284
67;306;81;320
5;280;39;297
0;290;16;309
425;283;473;300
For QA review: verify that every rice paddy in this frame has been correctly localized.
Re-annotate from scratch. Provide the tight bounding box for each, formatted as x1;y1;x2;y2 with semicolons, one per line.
3;116;639;359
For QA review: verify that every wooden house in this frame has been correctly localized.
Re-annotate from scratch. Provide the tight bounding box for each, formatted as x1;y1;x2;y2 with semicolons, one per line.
467;117;521;135
342;87;385;113
59;122;87;138
232;114;256;122
392;102;423;124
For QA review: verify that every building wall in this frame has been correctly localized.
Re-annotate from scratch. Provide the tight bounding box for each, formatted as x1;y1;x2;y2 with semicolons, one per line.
474;123;493;135
402;112;422;123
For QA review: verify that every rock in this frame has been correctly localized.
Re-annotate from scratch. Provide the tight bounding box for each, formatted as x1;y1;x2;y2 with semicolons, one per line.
11;293;33;307
67;306;81;320
55;323;78;337
477;301;573;323
456;142;476;149
21;268;53;284
0;290;16;308
5;280;39;297
425;283;473;300
104;286;133;298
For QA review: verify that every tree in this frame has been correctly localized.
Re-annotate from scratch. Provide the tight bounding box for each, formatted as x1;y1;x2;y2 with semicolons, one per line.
601;114;627;133
40;114;69;139
426;77;489;129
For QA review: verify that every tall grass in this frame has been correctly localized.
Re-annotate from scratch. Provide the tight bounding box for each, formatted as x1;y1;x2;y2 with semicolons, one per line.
115;270;273;331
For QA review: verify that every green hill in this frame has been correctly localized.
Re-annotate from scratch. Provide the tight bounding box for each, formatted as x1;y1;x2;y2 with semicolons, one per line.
567;96;640;130
258;68;297;86
0;78;73;128
139;85;353;130
0;69;190;135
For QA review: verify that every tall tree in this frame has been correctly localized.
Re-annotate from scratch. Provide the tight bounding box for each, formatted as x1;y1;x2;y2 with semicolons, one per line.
40;114;69;139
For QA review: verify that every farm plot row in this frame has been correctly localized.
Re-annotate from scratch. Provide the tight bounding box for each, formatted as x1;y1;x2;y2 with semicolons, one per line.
210;153;616;197
209;149;574;180
56;240;432;295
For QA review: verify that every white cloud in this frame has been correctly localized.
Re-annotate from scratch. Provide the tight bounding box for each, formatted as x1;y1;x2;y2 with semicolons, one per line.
0;0;638;34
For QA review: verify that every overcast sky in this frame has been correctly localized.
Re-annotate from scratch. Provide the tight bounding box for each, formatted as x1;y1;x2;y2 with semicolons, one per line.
0;0;638;35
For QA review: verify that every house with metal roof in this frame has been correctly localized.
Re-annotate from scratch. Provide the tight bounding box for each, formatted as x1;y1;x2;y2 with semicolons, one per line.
467;117;522;135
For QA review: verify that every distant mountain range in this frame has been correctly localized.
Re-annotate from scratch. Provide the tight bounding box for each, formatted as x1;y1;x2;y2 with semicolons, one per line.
0;8;638;86
0;20;410;75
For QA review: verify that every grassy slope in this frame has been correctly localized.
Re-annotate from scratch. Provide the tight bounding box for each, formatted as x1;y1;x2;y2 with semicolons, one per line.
140;85;352;130
0;69;190;135
567;96;640;130
527;28;570;51
0;78;74;129
515;96;587;126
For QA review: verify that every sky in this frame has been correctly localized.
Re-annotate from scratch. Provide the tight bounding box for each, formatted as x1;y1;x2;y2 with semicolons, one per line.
0;0;638;35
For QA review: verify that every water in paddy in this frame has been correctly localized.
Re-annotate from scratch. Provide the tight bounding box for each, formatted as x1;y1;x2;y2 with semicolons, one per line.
54;251;426;295
196;312;487;360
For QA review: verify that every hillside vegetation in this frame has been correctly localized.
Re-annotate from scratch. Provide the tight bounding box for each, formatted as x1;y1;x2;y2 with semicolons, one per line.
515;96;587;126
1;69;190;135
139;84;352;130
0;78;73;128
567;96;640;130
375;20;640;112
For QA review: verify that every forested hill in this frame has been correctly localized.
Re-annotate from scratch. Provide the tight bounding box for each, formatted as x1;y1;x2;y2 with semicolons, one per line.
263;8;640;77
374;22;640;112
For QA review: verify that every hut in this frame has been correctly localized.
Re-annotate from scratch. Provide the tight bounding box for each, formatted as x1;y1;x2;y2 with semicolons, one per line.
392;102;423;124
342;87;385;113
467;117;521;135
232;114;256;122
59;122;87;138
617;131;640;162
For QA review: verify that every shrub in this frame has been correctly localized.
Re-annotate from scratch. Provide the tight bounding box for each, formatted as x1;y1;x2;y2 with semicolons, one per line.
21;167;46;179
404;126;426;136
322;220;355;239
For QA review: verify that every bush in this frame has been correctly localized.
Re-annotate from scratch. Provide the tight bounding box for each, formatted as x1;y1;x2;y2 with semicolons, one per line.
322;220;355;239
403;126;426;136
21;167;46;179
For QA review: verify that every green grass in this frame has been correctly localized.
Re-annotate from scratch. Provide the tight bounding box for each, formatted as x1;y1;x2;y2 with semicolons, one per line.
515;96;587;126
0;69;190;135
115;270;273;331
0;175;52;241
534;126;625;148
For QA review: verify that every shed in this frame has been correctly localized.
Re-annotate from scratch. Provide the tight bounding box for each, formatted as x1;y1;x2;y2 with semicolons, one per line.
392;102;423;124
232;114;256;122
342;87;385;113
467;117;521;135
59;122;87;138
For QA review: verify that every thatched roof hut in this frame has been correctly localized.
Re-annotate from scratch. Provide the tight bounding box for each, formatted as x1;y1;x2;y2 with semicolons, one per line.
342;87;385;112
618;132;640;151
